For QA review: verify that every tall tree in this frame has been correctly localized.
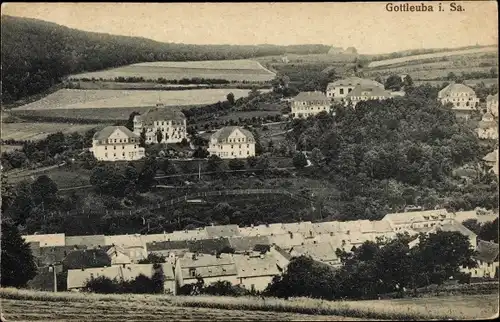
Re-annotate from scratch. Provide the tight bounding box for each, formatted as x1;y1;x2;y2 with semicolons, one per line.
226;92;235;105
384;75;403;91
126;112;140;131
139;128;147;147
1;219;37;287
156;128;164;144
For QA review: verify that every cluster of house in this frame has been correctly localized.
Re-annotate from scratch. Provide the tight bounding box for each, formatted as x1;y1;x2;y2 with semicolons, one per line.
91;102;256;161
289;76;499;126
23;208;498;294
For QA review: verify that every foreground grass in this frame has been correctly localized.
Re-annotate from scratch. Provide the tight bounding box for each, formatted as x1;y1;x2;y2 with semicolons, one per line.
1;288;498;320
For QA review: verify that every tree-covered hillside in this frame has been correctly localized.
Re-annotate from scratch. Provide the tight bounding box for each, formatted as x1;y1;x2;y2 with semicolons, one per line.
0;15;330;103
286;86;498;219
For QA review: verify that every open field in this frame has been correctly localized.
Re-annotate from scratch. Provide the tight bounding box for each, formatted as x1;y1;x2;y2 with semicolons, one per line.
256;53;359;65
12;89;270;111
367;46;498;68
1;122;104;141
0;288;498;321
368;66;496;81
414;78;499;87
69;60;276;82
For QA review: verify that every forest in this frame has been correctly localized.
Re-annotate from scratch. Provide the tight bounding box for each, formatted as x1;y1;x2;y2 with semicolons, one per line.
1;15;329;103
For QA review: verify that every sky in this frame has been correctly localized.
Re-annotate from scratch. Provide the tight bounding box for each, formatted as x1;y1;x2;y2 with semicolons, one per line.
1;2;498;55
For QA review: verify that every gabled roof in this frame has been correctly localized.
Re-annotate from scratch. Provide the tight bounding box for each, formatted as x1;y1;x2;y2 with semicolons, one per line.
146;238;231;255
37;245;87;267
67;263;175;290
178;253;237;279
290;242;338;263
239;224;287;237
384;209;450;225
475;240;499;263
281;222;314;237
205;225;241;238
346;84;392;98
210;127;254;143
228;236;271;252
135;106;186;125
267;233;306;249
233;253;281;278
65;235;106;248
327;77;383;89
438;83;476;98
104;234;145;248
93;126;139;141
62;249;112;270
432;221;476;238
293;91;329;102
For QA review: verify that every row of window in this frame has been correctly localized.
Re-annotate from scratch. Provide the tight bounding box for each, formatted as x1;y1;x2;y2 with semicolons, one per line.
217;150;251;157
153;121;185;126
105;138;136;144
104;145;138;150
147;128;185;133
212;144;251;149
104;151;140;158
292;106;329;111
225;138;251;143
295;101;329;106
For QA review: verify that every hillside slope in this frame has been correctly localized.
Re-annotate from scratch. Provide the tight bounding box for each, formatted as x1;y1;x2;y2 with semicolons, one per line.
0;15;329;103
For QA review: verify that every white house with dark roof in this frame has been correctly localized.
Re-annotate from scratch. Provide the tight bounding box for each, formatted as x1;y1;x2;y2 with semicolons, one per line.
291;91;331;119
461;240;499;278
232;252;284;292
344;84;393;108
133;104;188;144
91;126;145;161
438;83;479;120
207;126;255;159
326;77;384;100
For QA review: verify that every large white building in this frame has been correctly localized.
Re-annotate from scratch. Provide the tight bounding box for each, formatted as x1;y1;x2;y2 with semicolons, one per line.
438;83;479;120
133;104;188;144
290;91;331;119
344;84;393;108
326;77;384;100
91;126;145;161
207;126;255;159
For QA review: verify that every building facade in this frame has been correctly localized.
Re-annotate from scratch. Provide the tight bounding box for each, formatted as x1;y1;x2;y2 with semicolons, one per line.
326;77;384;100
91;126;145;161
438;83;480;120
207;126;255;159
291;91;331;118
133;104;188;144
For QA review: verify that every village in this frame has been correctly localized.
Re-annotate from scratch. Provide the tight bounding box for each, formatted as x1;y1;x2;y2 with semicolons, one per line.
1;5;499;320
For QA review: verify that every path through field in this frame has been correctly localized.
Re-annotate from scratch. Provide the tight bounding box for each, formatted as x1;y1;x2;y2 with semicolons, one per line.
0;299;369;321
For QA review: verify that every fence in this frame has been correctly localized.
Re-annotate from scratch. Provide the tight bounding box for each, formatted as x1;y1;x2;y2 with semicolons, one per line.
43;188;314;218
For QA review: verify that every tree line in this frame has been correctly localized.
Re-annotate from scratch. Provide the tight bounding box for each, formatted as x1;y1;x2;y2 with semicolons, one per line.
265;231;477;300
1;15;328;103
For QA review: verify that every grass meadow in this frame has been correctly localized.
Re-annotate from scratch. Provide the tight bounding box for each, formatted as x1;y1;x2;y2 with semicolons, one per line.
0;288;497;321
69;60;276;82
1;122;104;141
367;46;498;68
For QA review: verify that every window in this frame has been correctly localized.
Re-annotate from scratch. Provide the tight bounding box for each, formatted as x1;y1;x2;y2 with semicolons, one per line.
105;153;108;157
122;152;125;157
340;88;344;95
105;146;107;150
122;146;125;149
114;146;116;150
113;153;116;157
231;145;234;149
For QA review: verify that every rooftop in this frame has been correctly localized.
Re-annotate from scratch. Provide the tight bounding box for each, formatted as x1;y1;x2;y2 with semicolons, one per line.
327;77;383;89
233;253;281;278
384;209;450;225
135;106;186;125
205;225;241;238
438;83;476;98
290;242;338;263
293;91;329;102
346;84;392;98
210;127;254;143
93;126;139;141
